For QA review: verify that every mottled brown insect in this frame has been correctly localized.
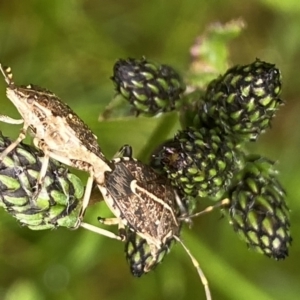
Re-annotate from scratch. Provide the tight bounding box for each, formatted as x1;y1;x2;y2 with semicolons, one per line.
104;159;178;239
81;145;212;300
0;64;112;224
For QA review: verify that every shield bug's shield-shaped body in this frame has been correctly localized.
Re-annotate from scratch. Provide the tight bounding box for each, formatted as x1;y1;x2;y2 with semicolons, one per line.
82;145;212;300
98;145;181;266
0;64;112;224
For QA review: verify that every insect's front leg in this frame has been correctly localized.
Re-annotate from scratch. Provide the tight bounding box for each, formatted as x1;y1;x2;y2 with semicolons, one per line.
0;123;28;160
77;171;94;221
31;138;51;201
70;165;95;225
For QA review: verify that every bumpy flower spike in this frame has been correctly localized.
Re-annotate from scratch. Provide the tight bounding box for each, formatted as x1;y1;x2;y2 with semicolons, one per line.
0;131;84;230
225;155;292;259
150;127;244;201
196;59;283;141
111;57;186;116
124;229;173;277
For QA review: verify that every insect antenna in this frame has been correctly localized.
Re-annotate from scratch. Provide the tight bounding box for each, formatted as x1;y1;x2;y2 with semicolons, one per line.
174;198;230;299
0;64;15;87
174;236;212;300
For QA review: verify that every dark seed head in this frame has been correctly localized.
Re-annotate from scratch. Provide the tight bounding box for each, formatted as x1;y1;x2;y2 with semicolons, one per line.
150;127;244;201
111;57;186;115
0;131;84;229
224;155;292;259
196;59;283;141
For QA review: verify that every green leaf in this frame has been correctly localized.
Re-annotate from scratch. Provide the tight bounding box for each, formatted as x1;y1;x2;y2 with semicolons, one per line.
187;19;246;89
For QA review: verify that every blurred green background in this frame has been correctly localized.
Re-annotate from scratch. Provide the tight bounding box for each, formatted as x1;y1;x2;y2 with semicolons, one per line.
0;1;300;300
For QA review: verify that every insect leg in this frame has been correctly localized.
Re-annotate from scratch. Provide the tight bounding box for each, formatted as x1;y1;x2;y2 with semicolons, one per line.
30;139;52;201
77;172;94;221
44;150;95;225
80;222;122;241
98;217;120;225
183;198;230;220
0;64;15;86
0;124;28;160
0;115;24;124
98;217;127;240
174;192;193;225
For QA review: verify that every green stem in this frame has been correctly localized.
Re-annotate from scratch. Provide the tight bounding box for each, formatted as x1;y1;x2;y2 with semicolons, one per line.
137;112;178;161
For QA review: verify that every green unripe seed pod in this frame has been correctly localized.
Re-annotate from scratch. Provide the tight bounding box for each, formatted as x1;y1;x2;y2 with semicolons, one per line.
0;132;84;229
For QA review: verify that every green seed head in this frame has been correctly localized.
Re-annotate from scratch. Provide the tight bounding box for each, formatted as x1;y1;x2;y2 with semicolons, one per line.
150;127;244;201
0;132;84;229
124;229;172;277
197;59;283;141
224;155;291;259
111;57;186;115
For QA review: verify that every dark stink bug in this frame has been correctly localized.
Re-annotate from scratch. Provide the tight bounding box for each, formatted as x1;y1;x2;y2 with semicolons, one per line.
0;130;211;299
81;145;212;300
0;64;112;224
